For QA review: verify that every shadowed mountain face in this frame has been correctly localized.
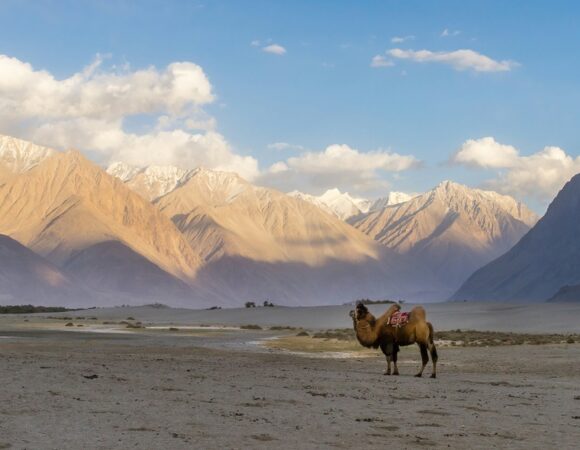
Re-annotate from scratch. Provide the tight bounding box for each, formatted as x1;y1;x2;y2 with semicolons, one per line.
349;181;538;292
63;241;197;305
453;174;580;302
0;234;91;305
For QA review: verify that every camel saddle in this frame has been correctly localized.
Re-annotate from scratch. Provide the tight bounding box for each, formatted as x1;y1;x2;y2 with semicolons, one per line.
387;311;409;327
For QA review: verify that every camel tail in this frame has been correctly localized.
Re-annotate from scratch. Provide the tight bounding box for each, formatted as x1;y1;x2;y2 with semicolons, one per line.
427;322;435;345
427;321;438;359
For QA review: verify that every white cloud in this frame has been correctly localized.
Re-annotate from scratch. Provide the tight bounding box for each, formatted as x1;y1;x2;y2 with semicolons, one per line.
32;120;260;180
267;142;305;151
259;144;420;193
0;54;214;120
391;35;415;43
388;48;518;72
250;40;261;47
267;161;289;174
370;55;394;68
441;29;461;37
262;44;287;55
287;144;419;173
0;54;259;180
453;137;519;168
452;137;580;201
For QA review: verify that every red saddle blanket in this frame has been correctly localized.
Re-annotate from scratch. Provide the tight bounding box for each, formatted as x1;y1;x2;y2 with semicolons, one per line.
387;311;409;327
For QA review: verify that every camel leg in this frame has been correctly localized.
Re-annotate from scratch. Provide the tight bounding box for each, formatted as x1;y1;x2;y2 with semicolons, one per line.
415;344;429;377
392;344;399;376
429;344;438;379
380;343;392;375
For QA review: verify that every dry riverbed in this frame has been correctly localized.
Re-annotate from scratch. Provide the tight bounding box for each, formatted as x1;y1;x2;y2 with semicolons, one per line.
0;315;579;449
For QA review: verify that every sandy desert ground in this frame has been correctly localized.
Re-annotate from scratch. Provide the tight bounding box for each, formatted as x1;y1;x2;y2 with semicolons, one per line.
0;303;579;449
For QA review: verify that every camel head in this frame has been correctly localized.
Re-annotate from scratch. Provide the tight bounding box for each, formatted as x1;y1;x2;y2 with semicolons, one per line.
353;301;371;321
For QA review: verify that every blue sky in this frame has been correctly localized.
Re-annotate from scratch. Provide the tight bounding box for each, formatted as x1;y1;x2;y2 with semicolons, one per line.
1;0;579;212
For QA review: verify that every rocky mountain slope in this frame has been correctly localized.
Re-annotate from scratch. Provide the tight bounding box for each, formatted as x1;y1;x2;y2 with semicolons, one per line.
452;174;580;302
350;181;538;296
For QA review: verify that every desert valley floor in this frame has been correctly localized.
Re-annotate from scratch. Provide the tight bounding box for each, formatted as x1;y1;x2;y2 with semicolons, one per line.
1;303;579;449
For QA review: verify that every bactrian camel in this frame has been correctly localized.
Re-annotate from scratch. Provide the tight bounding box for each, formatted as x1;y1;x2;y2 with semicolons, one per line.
349;301;438;378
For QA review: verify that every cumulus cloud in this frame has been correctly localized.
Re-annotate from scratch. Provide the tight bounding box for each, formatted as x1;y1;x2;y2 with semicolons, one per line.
370;55;394;68
453;137;519;168
0;54;214;120
287;144;419;173
452;137;580;201
262;44;287;55
388;48;518;72
391;35;415;43
259;144;420;193
0;54;259;180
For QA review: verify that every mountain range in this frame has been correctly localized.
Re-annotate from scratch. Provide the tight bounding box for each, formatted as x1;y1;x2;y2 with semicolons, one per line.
0;134;550;306
349;181;538;296
120;162;426;304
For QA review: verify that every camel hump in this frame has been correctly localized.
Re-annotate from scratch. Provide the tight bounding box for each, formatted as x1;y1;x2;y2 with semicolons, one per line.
386;303;401;315
410;305;426;321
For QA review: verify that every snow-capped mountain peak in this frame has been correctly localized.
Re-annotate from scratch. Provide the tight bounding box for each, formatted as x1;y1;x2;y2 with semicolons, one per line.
106;161;141;182
0;134;56;173
430;180;537;227
289;188;369;220
106;162;193;200
370;192;415;211
288;188;416;220
188;167;250;202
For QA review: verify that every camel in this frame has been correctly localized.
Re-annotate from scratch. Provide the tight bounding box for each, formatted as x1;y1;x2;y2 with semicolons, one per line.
349;301;438;378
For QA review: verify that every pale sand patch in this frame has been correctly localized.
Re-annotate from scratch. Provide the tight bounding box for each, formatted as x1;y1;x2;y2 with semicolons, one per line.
263;335;375;356
66;326;133;334
146;325;241;331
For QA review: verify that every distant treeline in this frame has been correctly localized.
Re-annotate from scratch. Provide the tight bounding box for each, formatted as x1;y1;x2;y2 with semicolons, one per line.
0;305;80;314
349;298;403;305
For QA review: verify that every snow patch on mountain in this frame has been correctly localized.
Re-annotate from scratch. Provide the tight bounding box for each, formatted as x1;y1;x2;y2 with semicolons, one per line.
0;135;56;173
106;161;141;182
106;162;193;200
288;188;416;220
106;162;250;202
370;192;416;211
